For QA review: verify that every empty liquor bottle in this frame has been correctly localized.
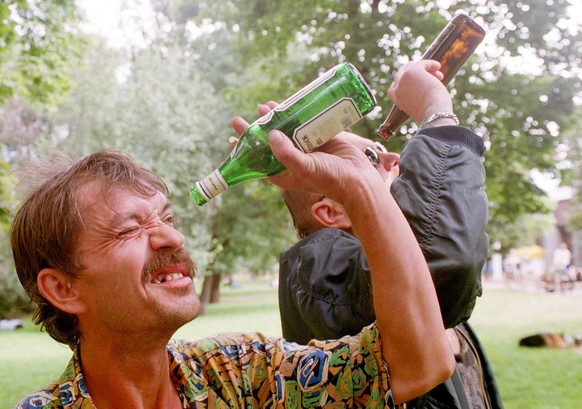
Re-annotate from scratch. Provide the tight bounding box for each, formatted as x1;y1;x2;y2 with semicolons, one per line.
377;13;485;139
190;63;377;206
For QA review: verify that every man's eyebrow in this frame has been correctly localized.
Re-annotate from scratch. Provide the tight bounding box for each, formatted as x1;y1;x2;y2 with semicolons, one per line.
110;197;173;225
161;200;173;214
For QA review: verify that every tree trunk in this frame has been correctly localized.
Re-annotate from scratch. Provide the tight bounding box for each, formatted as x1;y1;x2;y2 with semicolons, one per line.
198;273;222;315
210;273;221;303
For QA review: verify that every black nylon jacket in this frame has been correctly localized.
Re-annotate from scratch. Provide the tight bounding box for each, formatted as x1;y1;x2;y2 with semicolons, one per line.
278;126;502;408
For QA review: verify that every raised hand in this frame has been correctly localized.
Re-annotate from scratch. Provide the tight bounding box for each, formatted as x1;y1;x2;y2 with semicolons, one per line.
388;60;454;124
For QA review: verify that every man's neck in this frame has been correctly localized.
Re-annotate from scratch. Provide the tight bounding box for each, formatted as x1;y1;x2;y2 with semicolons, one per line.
79;336;181;409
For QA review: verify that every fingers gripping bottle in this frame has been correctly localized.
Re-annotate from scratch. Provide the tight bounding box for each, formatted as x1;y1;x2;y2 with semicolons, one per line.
377;13;486;139
189;63;377;206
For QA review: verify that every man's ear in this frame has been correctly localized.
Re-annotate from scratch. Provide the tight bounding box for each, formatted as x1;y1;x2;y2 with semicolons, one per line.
37;268;86;314
311;198;352;230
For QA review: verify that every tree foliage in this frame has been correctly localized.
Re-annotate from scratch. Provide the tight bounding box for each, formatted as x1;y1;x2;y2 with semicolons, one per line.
2;0;580;315
561;108;582;232
0;158;24;318
181;0;582;253
0;0;83;107
0;0;86;317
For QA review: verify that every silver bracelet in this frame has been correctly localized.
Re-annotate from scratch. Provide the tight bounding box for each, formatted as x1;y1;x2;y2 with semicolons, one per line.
418;112;459;129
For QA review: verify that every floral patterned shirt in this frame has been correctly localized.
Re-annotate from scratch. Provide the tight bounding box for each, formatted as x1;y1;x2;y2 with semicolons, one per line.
14;324;394;408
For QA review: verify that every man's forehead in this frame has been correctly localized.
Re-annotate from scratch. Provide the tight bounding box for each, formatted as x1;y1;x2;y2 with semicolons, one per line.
75;181;168;214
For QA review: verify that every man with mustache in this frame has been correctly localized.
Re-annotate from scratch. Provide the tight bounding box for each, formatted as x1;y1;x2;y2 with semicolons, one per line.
12;60;454;408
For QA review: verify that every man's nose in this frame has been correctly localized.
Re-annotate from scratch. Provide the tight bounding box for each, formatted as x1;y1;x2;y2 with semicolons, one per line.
379;152;400;171
364;142;399;171
149;223;185;250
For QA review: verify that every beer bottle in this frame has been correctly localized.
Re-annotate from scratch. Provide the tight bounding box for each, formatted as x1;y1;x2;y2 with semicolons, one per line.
190;63;376;206
377;13;485;139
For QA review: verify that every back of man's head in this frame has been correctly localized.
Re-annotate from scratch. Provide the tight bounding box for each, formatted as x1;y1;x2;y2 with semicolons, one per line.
282;189;326;238
282;189;353;239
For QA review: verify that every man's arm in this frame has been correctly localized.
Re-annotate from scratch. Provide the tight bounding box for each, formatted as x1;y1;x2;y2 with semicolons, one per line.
267;127;455;402
343;162;455;402
392;127;488;327
387;59;488;327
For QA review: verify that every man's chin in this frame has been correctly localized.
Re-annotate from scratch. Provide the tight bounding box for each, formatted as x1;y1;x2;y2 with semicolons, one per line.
182;293;202;322
162;291;201;326
188;296;202;321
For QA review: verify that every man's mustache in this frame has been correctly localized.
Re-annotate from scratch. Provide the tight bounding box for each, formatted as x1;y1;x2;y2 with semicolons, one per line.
143;248;197;280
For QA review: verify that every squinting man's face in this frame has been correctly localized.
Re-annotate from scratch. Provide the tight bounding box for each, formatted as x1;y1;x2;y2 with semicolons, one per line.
72;182;200;340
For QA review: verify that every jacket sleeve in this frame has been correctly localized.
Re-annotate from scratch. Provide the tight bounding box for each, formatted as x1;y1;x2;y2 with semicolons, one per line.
278;229;376;344
391;126;488;327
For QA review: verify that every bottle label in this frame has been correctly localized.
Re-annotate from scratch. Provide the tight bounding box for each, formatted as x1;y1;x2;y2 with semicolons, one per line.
196;170;227;202
292;98;362;152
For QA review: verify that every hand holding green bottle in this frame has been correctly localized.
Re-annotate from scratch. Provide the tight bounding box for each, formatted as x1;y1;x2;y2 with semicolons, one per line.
189;63;377;206
230;101;390;192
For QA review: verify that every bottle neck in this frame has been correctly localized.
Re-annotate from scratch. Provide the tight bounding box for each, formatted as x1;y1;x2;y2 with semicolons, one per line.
194;170;227;203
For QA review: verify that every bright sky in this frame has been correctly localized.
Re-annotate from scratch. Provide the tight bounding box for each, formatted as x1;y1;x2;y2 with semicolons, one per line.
77;0;155;48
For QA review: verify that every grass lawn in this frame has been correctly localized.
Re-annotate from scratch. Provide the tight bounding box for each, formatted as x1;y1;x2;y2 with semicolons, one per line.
469;283;582;408
1;279;581;408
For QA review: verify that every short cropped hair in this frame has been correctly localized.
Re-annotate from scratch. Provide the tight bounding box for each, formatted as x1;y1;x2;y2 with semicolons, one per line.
11;150;167;348
281;189;324;239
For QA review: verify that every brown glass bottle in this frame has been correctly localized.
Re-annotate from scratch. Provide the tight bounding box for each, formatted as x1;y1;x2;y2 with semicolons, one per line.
377;13;485;139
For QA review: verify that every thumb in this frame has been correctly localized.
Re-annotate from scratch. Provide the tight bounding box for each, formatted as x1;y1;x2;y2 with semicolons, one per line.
269;130;303;169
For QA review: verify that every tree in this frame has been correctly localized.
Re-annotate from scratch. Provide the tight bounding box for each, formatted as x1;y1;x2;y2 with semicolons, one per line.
561;108;582;231
183;0;582;253
0;158;29;319
0;0;83;107
0;0;86;317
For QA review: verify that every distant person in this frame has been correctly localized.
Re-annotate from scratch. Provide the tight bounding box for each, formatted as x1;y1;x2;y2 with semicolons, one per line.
551;242;574;291
552;242;572;276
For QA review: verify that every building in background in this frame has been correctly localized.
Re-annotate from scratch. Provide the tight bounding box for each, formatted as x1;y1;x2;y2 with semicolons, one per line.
540;198;581;277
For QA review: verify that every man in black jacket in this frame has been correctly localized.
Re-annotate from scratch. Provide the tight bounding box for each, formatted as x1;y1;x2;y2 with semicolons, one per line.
277;61;503;409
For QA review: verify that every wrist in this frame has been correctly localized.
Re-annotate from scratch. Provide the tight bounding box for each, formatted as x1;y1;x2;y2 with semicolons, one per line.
418;112;459;130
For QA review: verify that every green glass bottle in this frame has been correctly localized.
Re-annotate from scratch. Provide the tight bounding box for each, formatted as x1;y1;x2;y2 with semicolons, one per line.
190;63;377;206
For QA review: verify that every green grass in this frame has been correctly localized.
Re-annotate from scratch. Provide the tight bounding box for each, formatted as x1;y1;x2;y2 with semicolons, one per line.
468;285;582;409
1;280;581;408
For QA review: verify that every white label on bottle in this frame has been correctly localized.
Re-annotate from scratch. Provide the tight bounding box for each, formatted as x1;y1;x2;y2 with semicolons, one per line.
255;65;339;125
196;170;227;202
292;98;362;152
